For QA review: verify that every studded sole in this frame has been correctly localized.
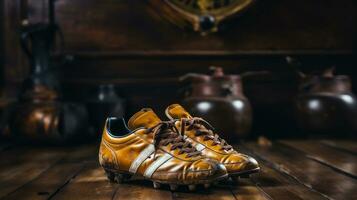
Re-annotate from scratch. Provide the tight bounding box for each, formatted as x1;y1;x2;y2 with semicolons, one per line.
104;168;228;191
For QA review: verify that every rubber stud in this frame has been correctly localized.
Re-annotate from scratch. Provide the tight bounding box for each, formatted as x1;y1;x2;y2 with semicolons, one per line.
115;173;131;183
105;170;115;182
203;183;211;189
170;184;178;191
241;174;250;179
188;185;196;191
231;176;240;182
153;182;161;189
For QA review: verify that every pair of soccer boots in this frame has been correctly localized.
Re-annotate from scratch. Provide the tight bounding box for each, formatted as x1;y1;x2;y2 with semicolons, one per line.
99;104;259;191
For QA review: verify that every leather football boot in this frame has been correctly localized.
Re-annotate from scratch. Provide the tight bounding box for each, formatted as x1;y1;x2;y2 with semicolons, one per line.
99;108;228;191
165;104;260;180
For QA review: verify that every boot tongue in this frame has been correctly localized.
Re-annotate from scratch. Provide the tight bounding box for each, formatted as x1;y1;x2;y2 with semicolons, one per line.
165;104;192;119
128;108;161;130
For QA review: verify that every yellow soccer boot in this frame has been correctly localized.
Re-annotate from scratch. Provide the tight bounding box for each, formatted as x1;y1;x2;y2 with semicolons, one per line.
99;108;227;191
165;104;259;180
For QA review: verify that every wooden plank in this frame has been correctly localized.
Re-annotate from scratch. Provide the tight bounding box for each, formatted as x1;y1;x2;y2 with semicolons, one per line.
256;187;303;200
61;144;99;162
2;145;97;200
321;140;357;154
280;140;357;178
4;162;83;200
173;184;235;200
231;185;268;200
60;50;356;58
173;181;239;200
0;147;67;198
52;0;356;52
0;146;65;166
53;161;171;200
228;178;270;200
243;142;357;200
248;164;327;200
235;146;327;200
50;162;117;200
113;178;172;200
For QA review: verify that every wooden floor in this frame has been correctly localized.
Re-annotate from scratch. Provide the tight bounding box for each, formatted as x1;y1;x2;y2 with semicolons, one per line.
0;140;356;200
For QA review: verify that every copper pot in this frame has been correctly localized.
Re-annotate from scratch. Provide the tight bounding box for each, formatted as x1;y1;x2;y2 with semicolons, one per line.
9;85;89;143
180;67;252;141
294;69;357;136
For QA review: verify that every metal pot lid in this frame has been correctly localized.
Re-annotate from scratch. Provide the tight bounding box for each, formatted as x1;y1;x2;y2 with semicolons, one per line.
180;66;240;83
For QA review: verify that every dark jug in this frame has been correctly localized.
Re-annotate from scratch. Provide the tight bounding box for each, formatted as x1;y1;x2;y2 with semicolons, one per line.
9;21;89;144
86;84;125;137
180;67;252;141
294;68;357;136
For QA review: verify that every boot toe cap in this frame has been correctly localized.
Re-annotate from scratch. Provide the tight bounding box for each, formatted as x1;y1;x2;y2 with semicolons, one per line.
186;158;228;182
223;153;260;174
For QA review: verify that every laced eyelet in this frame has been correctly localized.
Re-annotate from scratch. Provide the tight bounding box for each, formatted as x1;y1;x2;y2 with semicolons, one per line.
149;121;202;158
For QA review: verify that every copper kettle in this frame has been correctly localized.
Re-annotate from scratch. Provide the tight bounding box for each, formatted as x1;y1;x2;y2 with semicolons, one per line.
294;67;357;136
180;67;253;141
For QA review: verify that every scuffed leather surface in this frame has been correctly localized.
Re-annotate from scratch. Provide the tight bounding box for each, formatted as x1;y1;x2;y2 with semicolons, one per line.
99;108;227;183
167;104;259;174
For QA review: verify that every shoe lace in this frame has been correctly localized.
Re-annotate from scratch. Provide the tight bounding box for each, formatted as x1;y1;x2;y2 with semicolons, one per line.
145;121;201;158
181;117;233;151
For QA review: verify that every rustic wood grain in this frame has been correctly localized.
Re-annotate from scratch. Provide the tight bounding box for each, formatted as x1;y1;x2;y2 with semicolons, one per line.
50;162;118;200
0;146;67;198
3;162;83;200
280;140;357;178
1;141;356;199
320;140;357;155
243;142;357;200
231;185;268;200
248;164;327;200
113;179;173;200
52;0;357;51
235;146;327;200
173;184;235;200
1;144;97;200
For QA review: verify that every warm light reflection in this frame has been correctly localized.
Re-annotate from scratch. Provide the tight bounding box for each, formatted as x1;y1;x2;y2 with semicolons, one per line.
197;102;211;111
233;100;244;110
308;100;320;110
340;94;354;104
98;93;105;101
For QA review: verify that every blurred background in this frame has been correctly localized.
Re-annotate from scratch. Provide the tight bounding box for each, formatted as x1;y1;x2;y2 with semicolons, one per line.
0;0;356;144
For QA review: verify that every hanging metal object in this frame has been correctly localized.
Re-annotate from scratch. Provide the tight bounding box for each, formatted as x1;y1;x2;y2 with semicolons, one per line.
149;0;255;34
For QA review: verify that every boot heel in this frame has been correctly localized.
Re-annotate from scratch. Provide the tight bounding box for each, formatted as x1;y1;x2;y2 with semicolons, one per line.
105;169;132;183
114;173;132;183
105;170;115;182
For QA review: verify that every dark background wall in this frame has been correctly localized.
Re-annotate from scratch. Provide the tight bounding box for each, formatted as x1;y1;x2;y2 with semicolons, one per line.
1;0;356;137
0;0;4;93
